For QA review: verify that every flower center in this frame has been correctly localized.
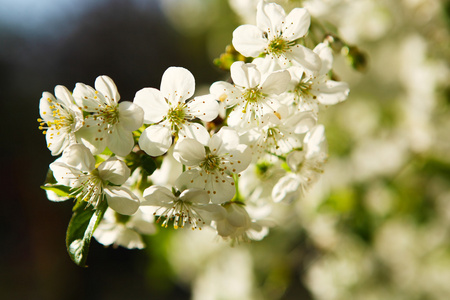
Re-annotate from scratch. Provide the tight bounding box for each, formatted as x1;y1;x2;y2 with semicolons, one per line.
241;87;264;114
98;105;120;125
38;98;75;134
70;169;104;208
243;87;262;103
267;36;293;57
267;126;282;145
200;153;221;172
166;103;186;129
155;200;205;230
293;73;314;100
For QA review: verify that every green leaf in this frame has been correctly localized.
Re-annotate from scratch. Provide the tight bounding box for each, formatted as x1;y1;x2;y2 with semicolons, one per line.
40;184;72;198
65;199;108;267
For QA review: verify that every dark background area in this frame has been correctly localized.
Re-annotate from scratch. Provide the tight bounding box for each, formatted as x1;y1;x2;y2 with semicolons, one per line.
0;1;225;298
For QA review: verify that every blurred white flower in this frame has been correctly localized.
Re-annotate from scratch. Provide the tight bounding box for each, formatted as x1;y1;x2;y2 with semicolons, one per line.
214;201;267;241
242;106;316;158
272;124;327;203
94;208;155;249
192;247;256;300
282;43;349;114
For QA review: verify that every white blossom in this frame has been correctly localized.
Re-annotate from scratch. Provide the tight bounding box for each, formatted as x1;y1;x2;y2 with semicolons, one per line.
38;85;84;156
174;127;252;204
50;144;140;215
134;67;219;156
272;124;327;203
232;0;321;70
242;105;317;158
210;61;290;130
282;43;349;114
214;201;268;241
73;75;144;156
93;208;156;249
141;186;226;230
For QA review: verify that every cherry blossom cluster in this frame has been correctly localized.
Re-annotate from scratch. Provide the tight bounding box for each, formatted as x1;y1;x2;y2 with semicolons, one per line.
39;0;349;250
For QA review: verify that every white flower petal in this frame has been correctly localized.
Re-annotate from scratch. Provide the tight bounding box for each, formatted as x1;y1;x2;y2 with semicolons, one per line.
206;173;236;204
94;75;120;105
175;169;200;191
286;111;317;134
179;188;210;204
93;222;121;246
116;228;145;249
231;61;260;88
252;56;281;76
39;92;56;122
75;118;108;155
313;80;350;105
224;202;251;228
175;170;236;204
215;219;237;237
108;124;134;156
160;67;195;104
272;174;302;203
173;138;206;165
139;124;172;156
195;204;226;223
210;81;242;107
256;1;285;34
105;186;140;215
286;44;322;72
49;162;83;188
208;132;225;154
150;146;182;188
118;101;144;131
45;126;70;156
178;123;210;146
54;85;74;108
129;212;155;235
314;43;333;75
232;24;266;57
225;108;247;128
73;82;103;111
214;126;241;151
60;144;96;171
286;150;306;173
98;157;130;185
304;125;327;157
261;70;290;94
133;88;168;124
186;94;219;122
142;185;175;206
225;145;252;174
283;8;310;40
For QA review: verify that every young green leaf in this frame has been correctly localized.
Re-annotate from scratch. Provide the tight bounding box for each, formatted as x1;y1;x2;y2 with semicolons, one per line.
40;184;72;200
65;199;108;267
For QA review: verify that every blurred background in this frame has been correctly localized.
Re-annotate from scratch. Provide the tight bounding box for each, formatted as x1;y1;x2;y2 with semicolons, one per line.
1;0;449;299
